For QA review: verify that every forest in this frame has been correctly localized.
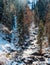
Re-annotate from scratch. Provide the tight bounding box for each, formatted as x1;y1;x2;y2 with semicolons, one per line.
0;0;50;65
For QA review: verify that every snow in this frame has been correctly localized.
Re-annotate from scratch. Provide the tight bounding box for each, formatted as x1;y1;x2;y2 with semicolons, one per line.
22;22;38;59
0;56;9;65
33;61;39;65
0;37;9;45
12;62;18;65
0;15;19;65
0;20;50;65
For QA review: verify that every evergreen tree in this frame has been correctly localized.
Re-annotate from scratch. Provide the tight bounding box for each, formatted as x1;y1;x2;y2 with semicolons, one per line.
0;0;4;21
45;2;50;46
34;0;46;25
36;0;45;20
37;20;44;54
47;22;50;46
17;8;25;46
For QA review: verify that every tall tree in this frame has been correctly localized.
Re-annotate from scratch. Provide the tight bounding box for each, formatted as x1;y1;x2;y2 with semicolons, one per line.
37;20;44;54
17;8;25;46
45;2;50;46
0;0;4;21
34;0;46;25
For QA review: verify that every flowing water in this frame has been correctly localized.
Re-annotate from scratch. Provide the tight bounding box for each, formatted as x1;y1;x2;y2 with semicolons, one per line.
11;15;19;44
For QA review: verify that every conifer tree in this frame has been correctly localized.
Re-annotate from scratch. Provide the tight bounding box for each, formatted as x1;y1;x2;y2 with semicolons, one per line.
34;0;45;25
0;0;4;21
17;8;25;46
45;2;50;46
37;20;44;54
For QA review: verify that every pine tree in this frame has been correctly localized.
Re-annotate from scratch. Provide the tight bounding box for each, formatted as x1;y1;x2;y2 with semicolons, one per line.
34;0;45;26
45;2;50;46
37;20;44;54
17;8;25;46
0;0;4;21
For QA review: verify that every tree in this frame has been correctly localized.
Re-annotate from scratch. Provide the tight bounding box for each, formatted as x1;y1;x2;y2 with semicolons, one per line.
3;0;17;30
34;0;46;25
46;22;50;46
45;2;50;46
37;20;44;54
36;0;45;20
0;0;4;21
17;8;25;46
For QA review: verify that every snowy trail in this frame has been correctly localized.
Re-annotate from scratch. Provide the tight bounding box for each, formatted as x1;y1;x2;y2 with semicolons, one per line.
22;22;38;58
22;22;50;65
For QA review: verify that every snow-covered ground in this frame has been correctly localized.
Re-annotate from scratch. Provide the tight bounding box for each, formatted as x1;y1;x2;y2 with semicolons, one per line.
22;22;50;65
22;22;38;58
0;22;50;65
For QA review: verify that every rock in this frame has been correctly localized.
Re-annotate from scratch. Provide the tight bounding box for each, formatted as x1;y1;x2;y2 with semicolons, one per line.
44;54;49;58
28;56;38;61
31;52;44;56
38;57;45;61
24;58;33;65
6;54;12;59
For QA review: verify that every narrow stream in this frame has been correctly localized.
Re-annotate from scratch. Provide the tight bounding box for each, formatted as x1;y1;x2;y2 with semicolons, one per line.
11;15;19;44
